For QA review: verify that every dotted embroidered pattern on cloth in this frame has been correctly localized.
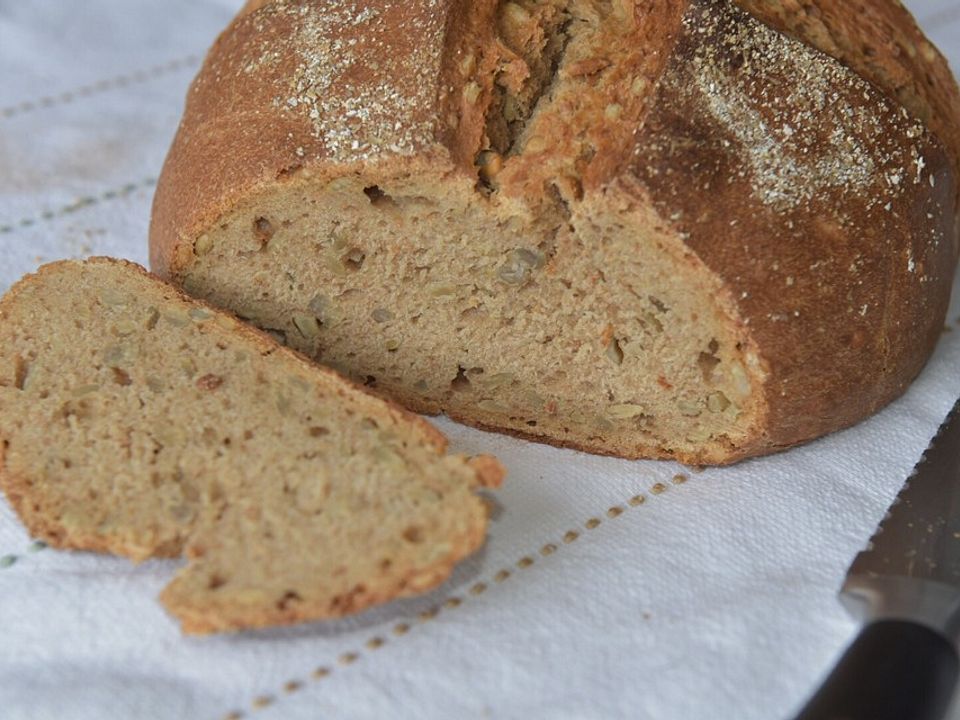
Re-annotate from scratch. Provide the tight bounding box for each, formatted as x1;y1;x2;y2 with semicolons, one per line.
0;3;959;720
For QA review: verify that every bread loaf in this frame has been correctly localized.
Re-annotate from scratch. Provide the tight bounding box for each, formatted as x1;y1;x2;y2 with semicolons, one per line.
0;258;503;634
150;0;960;464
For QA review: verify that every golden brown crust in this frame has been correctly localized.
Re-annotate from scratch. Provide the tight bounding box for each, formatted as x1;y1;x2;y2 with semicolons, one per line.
732;0;960;262
734;0;960;193
627;0;956;454
150;0;960;463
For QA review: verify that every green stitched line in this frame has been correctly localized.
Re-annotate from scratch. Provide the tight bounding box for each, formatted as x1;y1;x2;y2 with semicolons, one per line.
1;55;200;119
0;178;157;236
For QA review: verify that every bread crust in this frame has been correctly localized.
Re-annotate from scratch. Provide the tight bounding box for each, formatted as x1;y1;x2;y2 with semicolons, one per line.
150;0;960;463
733;0;960;201
625;0;958;456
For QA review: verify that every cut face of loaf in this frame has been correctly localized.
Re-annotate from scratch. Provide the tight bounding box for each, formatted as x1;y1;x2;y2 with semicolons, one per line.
0;259;502;634
151;0;960;464
181;181;759;464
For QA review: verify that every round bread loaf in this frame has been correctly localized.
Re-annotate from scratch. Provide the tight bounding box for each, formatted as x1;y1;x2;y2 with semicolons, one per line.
150;0;960;464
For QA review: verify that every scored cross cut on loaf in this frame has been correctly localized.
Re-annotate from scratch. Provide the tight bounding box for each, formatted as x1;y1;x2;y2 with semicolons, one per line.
150;0;960;464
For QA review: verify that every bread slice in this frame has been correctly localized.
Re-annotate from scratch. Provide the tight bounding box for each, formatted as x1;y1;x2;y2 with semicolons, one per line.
0;258;503;634
151;0;959;465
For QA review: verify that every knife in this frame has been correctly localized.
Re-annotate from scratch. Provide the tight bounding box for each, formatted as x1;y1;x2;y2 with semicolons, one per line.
795;397;960;720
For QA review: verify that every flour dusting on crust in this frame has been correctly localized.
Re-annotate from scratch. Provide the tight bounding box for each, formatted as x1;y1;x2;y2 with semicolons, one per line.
271;0;447;161
684;2;929;213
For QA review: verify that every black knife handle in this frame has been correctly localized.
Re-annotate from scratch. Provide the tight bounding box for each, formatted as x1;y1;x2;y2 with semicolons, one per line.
795;620;959;720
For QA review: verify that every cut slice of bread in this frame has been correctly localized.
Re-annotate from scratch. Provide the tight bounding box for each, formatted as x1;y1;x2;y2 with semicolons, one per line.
0;258;503;634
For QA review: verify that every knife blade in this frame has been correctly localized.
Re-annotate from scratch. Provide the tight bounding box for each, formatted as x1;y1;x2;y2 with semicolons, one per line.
795;397;960;720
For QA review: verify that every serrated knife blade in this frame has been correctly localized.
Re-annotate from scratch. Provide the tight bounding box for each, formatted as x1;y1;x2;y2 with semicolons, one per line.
795;397;960;720
845;396;960;592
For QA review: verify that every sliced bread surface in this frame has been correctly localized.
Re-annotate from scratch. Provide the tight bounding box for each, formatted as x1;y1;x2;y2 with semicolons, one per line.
0;258;502;634
150;0;960;464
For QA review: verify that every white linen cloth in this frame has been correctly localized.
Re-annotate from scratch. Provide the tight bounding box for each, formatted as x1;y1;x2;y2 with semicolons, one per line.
1;2;959;718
